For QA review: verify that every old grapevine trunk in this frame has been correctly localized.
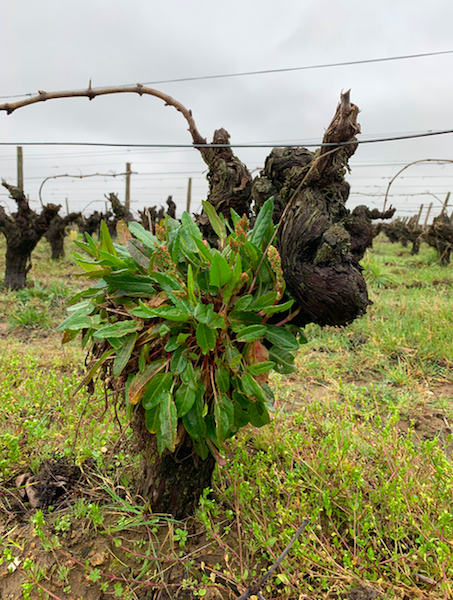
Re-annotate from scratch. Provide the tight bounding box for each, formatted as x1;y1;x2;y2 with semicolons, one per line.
0;83;375;516
132;93;373;515
252;91;371;326
45;212;82;260
0;182;60;289
131;407;215;519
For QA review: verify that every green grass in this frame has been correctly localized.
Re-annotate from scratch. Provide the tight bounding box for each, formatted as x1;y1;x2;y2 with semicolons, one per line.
1;233;453;598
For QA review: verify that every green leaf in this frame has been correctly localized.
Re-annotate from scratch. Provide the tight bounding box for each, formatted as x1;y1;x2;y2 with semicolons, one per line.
127;239;151;270
113;333;138;377
145;405;160;434
167;223;182;262
104;274;156;297
181;212;204;242
72;252;102;271
214;393;234;443
252;291;278;309
235;324;267;343
247;361;275;376
247;401;270;427
232;399;250;430
264;325;299;351
202;201;226;242
260;299;295;315
226;346;242;370
170;347;188;375
192;438;210;460
222;252;242;304
215;364;230;393
177;332;190;345
242;241;259;268
180;361;197;390
97;249;129;269
233;295;254;311
187;264;197;305
230;310;262;327
193;303;225;329
268;345;296;374
141;372;174;410
182;383;206;441
240;373;266;403
175;383;197;417
138;344;149;372
100;220;117;256
192;236;213;262
261;383;276;411
196;323;217;354
128;358;166;404
230;208;242;228
93;320;140;340
128;221;158;248
130;305;190;322
57;313;101;332
250;196;274;248
74;232;99;258
209;251;231;287
148;272;190;312
156;392;178;453
165;335;180;352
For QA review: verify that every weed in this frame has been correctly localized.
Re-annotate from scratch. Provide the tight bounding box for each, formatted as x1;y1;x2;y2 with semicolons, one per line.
8;304;50;330
173;527;188;548
362;252;398;288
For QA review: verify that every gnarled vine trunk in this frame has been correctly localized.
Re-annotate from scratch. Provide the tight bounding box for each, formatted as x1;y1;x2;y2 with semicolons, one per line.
0;84;376;517
252;91;371;326
131;406;215;519
45;212;82;259
0;182;60;289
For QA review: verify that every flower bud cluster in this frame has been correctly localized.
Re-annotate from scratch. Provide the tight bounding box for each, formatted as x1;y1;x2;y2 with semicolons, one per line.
267;245;285;300
234;215;249;245
155;224;165;241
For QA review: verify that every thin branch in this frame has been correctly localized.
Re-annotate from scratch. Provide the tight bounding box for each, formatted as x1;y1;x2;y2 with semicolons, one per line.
383;159;453;212
235;519;310;600
0;82;207;145
38;171;135;206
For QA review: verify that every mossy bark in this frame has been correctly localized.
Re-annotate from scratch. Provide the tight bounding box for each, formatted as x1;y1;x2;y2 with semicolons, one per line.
252;91;371;326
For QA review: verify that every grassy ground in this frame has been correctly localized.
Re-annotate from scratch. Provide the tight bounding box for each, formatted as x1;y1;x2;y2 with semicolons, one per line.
0;233;452;599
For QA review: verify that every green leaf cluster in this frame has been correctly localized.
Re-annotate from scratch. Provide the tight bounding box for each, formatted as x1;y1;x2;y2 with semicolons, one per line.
59;198;305;461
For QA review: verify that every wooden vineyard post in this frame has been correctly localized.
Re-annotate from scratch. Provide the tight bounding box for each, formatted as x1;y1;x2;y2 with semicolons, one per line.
17;146;24;192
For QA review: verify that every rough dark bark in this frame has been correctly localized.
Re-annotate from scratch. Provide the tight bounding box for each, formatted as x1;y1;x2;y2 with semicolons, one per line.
104;193;134;236
45;212;82;259
252;91;371;327
345;205;396;261
138;199;175;233
80;210;106;237
0;181;60;289
166;195;177;219
131;406;215;519
194;128;253;243
424;213;453;264
381;216;424;255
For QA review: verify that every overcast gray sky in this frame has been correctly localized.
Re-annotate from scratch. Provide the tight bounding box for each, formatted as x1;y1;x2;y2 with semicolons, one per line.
1;0;452;223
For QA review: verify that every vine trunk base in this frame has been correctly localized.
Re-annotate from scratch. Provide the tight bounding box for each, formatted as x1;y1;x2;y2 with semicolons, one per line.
132;407;215;519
